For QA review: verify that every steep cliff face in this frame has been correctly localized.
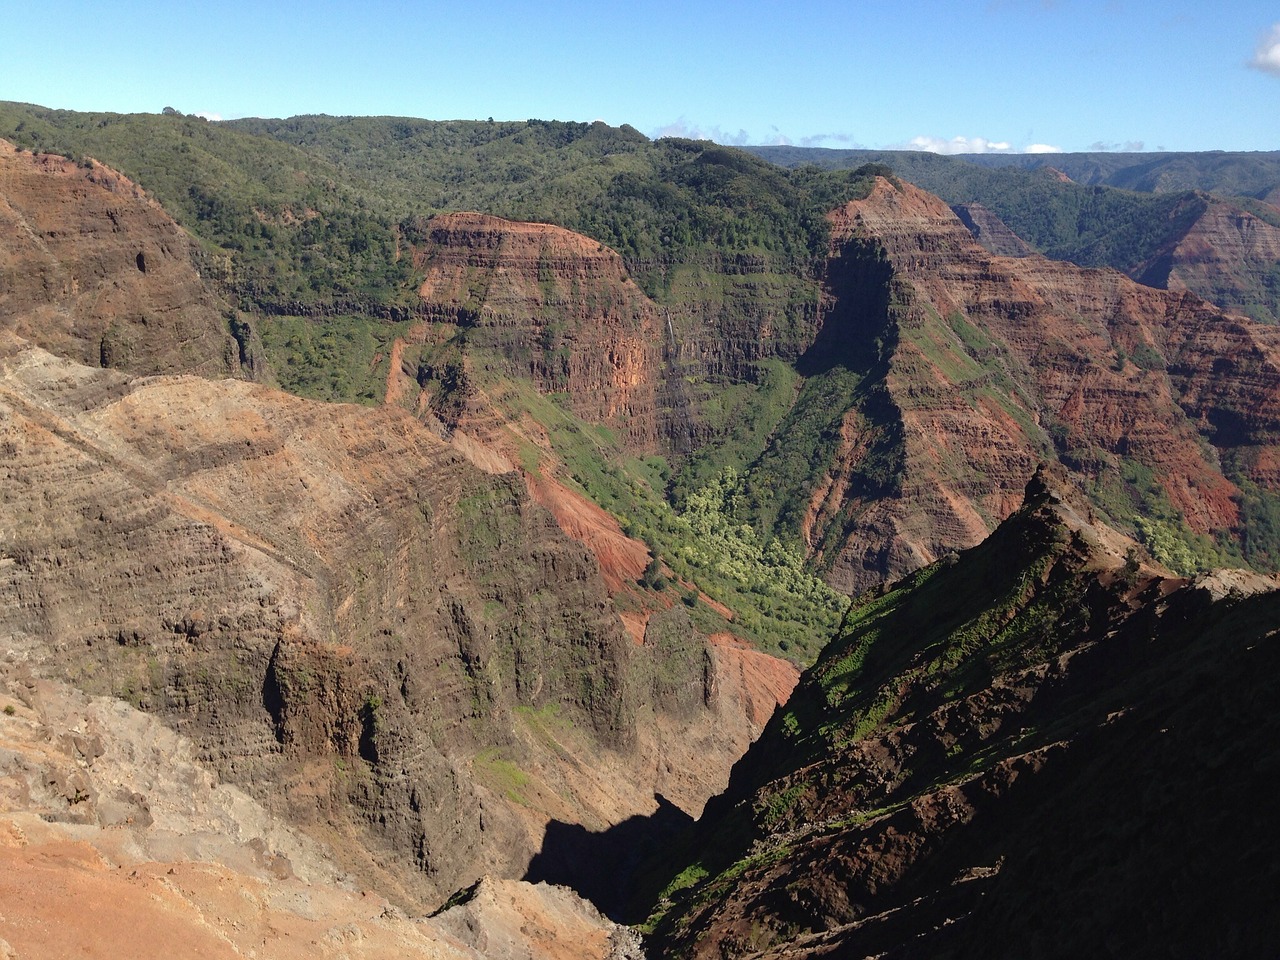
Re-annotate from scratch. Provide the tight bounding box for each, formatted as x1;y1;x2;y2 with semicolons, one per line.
0;329;794;911
1134;196;1280;323
0;140;247;377
392;213;664;450
645;468;1280;958
799;177;1280;591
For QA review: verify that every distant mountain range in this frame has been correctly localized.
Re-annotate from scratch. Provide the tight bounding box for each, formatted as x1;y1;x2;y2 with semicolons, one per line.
746;145;1280;204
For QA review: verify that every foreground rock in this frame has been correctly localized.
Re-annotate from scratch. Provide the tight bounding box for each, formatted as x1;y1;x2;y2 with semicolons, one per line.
644;466;1280;957
0;665;642;960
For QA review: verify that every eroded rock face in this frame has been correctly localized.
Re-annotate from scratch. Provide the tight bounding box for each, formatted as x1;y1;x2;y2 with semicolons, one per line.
395;213;664;450
0;333;639;905
0;333;792;911
0;140;244;377
807;177;1280;591
1135;195;1280;323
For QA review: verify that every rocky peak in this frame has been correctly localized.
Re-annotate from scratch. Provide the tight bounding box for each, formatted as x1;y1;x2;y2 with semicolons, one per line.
643;468;1280;957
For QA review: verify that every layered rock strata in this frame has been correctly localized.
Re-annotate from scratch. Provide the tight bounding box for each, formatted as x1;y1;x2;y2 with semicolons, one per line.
1134;194;1280;323
0;140;244;377
395;213;664;450
0;332;790;910
806;177;1280;590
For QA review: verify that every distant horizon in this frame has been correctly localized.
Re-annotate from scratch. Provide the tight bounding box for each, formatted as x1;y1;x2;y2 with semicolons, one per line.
4;0;1278;157
6;98;1279;160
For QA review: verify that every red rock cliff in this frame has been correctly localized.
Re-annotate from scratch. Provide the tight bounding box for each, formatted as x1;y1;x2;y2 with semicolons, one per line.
396;212;664;450
811;177;1280;590
0;140;240;377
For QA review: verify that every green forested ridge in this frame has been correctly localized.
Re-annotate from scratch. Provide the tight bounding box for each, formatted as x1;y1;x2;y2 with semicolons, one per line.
0;102;418;311
748;144;1280;203
951;148;1280;199
0;104;873;311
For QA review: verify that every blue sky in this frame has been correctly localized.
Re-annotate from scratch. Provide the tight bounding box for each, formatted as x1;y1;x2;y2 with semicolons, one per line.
3;0;1277;153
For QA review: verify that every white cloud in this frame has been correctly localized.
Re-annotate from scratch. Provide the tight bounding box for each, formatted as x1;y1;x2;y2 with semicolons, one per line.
799;132;861;148
1249;23;1280;76
903;135;1012;155
194;111;224;122
651;117;750;145
1088;140;1146;152
900;135;1063;155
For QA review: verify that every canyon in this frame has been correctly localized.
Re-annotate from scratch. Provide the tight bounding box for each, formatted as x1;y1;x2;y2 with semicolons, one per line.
3;117;1280;958
0;139;795;952
799;177;1280;591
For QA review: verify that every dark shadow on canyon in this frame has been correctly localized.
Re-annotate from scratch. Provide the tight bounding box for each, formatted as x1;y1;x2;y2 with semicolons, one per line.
523;793;694;922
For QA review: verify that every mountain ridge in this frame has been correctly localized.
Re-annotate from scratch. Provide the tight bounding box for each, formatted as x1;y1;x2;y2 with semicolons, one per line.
641;465;1280;957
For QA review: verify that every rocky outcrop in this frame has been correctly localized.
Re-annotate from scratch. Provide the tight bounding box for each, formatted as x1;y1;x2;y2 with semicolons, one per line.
644;468;1280;958
0;140;247;378
803;177;1280;591
433;877;646;960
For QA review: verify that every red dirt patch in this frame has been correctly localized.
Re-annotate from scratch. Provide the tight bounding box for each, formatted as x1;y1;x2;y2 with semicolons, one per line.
523;471;649;594
708;633;802;726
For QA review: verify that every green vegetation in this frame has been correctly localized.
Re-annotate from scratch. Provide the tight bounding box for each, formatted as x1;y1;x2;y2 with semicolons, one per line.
472;748;531;804
1085;458;1237;575
0;104;876;316
466;365;847;661
747;144;1211;275
259;314;409;404
1226;467;1280;572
